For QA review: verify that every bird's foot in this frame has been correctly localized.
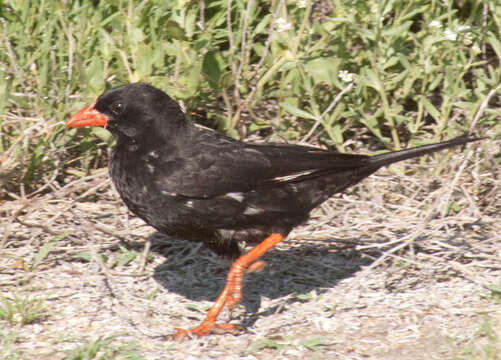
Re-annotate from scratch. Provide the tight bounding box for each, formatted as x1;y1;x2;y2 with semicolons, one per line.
171;323;241;339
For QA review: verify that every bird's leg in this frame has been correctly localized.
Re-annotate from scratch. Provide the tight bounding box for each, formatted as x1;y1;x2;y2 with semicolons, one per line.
224;233;284;310
172;233;284;338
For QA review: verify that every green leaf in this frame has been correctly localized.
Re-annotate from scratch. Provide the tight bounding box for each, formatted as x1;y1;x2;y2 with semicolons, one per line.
186;61;202;95
381;21;412;37
254;14;272;34
87;57;104;91
91;127;112;143
184;7;197;39
421;97;441;122
242;339;286;355
360;112;388;143
135;45;154;78
402;73;418;97
164;20;186;41
280;102;318;120
304;58;340;86
299;337;330;349
202;51;226;87
363;69;384;93
248;121;271;133
487;32;501;61
32;233;67;270
427;72;443;91
129;27;145;44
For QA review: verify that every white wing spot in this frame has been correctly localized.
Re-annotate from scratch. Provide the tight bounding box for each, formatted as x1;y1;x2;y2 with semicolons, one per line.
146;163;155;174
225;192;245;202
272;170;315;182
244;148;263;156
186;200;194;208
161;190;177;196
149;150;159;158
194;123;216;132
243;206;262;215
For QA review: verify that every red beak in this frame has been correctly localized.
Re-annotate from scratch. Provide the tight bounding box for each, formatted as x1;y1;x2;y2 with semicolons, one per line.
66;101;108;128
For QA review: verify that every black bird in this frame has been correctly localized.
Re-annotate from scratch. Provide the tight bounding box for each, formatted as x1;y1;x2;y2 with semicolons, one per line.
66;82;481;338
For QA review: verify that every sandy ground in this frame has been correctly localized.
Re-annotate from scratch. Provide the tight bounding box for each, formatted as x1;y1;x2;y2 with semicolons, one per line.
1;151;500;359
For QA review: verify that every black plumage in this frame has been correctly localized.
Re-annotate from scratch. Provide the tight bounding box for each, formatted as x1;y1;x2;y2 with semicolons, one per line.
66;82;481;337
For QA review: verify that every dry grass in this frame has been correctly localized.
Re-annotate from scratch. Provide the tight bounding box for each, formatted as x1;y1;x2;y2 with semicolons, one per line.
1;141;500;359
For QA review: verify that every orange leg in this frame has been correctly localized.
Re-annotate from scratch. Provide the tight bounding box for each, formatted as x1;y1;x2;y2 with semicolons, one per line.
172;233;284;338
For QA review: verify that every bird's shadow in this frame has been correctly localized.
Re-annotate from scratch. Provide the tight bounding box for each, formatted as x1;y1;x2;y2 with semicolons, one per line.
149;231;373;325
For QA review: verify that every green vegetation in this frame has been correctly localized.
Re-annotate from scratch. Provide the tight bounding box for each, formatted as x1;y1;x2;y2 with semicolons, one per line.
452;316;500;360
242;336;330;355
0;331;26;360
0;293;47;326
64;336;142;360
1;0;499;194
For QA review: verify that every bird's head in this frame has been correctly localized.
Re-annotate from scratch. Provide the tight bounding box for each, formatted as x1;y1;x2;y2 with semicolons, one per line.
66;83;187;142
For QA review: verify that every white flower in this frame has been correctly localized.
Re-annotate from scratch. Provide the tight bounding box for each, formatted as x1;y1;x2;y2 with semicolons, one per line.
444;28;457;41
472;44;481;53
298;0;308;8
338;70;354;83
455;25;471;32
429;20;442;29
275;17;293;32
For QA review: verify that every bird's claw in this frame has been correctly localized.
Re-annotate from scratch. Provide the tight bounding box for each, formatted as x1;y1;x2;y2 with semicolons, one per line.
169;323;241;339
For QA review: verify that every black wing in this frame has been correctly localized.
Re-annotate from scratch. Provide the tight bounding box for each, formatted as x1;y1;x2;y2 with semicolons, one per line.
152;128;371;199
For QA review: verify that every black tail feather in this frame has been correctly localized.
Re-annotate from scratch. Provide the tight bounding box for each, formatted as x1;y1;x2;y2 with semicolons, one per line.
368;136;483;168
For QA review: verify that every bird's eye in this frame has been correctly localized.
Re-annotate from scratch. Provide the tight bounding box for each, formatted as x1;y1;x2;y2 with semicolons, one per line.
110;102;124;115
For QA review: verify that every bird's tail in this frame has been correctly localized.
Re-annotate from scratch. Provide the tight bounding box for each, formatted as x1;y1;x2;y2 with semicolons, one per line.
368;135;483;168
